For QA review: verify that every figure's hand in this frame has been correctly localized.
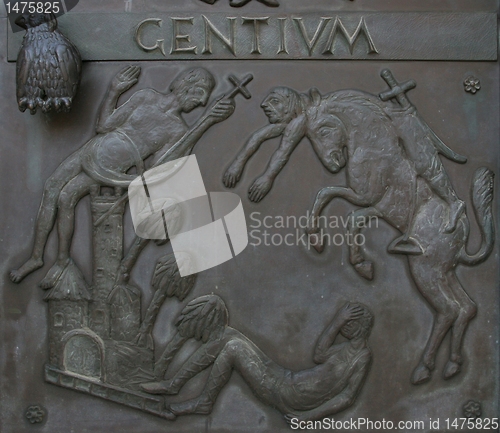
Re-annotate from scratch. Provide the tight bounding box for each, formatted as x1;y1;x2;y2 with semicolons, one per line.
334;302;364;325
111;65;141;93
284;414;298;426
223;161;244;188
285;412;311;425
248;175;273;202
207;97;235;123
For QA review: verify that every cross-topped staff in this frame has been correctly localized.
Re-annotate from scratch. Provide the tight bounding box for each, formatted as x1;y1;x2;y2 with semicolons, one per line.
227;74;253;99
94;74;254;227
379;69;416;108
155;74;253;167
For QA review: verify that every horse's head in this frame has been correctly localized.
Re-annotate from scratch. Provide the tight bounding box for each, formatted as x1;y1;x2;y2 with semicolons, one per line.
304;88;348;174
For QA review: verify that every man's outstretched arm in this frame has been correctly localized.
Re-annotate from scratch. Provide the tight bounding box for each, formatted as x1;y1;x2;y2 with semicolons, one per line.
155;98;235;164
248;114;306;202
223;123;287;188
95;65;142;134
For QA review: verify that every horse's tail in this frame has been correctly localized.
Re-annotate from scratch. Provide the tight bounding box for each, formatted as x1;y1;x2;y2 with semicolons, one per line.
459;167;495;266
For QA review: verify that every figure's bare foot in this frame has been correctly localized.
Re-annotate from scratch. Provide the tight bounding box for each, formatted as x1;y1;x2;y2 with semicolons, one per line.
10;258;44;283
141;381;169;395
169;396;213;415
444;200;465;233
39;260;68;289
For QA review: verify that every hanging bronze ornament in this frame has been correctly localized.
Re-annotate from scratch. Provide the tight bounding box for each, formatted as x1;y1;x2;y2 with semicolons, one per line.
15;13;82;114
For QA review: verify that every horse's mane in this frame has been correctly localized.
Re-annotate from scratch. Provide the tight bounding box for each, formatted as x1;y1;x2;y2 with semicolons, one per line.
320;90;392;124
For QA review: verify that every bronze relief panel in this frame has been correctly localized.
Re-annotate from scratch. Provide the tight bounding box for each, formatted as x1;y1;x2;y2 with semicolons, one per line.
0;0;498;432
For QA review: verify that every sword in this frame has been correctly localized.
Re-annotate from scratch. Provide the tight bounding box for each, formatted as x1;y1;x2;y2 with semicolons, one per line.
379;68;416;109
379;68;467;164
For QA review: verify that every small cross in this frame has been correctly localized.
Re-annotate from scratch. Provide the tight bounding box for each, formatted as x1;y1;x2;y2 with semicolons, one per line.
226;74;254;100
379;69;416;109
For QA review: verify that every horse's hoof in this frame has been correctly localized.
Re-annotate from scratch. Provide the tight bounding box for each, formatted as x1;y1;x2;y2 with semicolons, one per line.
443;361;461;379
308;233;325;253
388;236;423;255
411;364;432;385
354;261;374;280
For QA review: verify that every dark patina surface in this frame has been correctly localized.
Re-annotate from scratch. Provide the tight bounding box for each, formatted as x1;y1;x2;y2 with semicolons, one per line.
1;1;498;432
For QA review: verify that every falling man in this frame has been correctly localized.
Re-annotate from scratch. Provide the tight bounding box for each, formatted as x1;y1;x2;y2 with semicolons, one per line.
141;297;373;423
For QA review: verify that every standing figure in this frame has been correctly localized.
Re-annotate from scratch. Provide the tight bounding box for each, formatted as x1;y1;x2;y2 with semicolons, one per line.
10;65;235;287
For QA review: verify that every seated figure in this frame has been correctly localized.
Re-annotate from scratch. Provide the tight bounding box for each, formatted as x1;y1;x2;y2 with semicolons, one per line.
141;297;373;423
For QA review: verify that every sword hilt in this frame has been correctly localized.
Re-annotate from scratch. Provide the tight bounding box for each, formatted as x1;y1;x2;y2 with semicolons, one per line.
379;69;416;109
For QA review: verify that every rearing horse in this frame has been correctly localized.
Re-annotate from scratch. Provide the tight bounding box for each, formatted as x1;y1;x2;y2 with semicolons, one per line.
303;87;494;384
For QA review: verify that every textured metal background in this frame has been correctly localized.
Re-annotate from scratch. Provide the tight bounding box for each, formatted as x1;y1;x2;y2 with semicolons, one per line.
1;1;498;432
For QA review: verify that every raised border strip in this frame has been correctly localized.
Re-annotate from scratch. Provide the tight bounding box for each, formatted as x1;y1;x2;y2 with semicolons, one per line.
7;12;498;61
